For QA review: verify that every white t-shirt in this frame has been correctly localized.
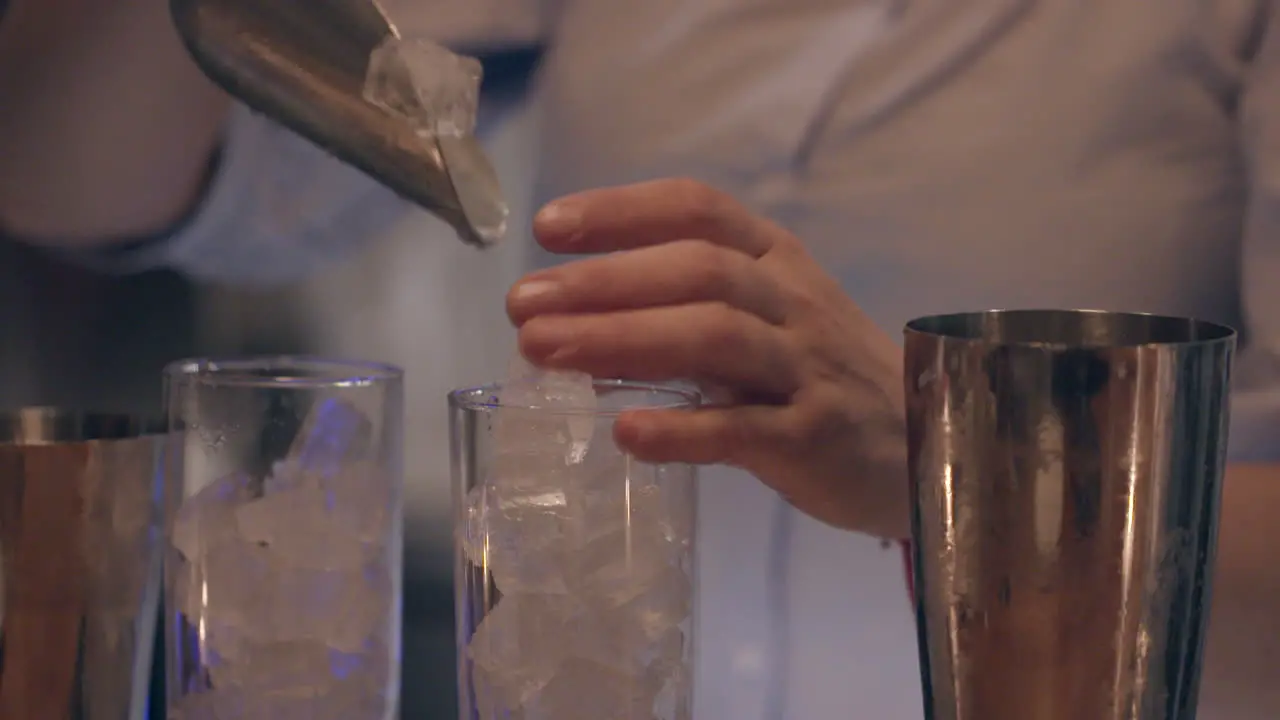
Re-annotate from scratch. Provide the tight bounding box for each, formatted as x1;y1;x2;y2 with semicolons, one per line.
139;1;1280;717
534;0;1280;451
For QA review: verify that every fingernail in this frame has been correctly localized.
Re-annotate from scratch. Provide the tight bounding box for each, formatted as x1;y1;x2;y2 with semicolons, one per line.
544;344;580;366
510;279;560;305
536;200;583;235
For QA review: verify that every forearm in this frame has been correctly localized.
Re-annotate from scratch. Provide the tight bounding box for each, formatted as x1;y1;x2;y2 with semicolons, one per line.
1199;462;1280;718
0;0;229;245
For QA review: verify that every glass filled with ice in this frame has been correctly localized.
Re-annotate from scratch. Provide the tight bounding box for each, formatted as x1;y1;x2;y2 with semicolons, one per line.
450;366;698;720
161;357;404;720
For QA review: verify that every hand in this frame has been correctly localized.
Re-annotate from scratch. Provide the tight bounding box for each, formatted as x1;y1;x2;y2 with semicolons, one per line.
507;179;911;540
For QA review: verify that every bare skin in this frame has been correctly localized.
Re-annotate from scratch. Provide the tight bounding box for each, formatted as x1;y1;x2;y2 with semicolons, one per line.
0;0;230;245
508;179;911;541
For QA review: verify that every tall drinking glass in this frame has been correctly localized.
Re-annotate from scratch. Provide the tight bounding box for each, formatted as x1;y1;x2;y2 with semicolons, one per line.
450;380;698;720
161;357;404;720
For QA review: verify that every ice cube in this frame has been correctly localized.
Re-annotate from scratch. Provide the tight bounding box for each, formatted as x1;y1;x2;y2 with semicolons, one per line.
178;539;389;658
498;356;596;463
286;396;373;480
570;566;691;674
172;471;255;562
265;460;390;541
577;439;694;556
565;520;669;602
254;561;387;650
207;640;332;691
174;674;387;720
570;616;685;678
475;444;595;596
574;449;663;535
324;462;392;543
464;483;572;595
173;534;271;625
488;445;584;488
563;460;684;601
469;594;575;711
502;356;594;408
235;486;365;570
236;455;390;569
205;636;391;692
172;536;274;667
364;36;482;138
521;658;663;720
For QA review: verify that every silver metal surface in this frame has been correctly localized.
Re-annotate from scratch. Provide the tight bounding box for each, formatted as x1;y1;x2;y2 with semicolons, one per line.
169;0;503;248
0;408;163;719
903;310;1236;720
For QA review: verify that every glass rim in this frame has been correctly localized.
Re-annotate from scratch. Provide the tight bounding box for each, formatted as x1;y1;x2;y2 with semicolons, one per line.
448;379;701;416
164;355;403;389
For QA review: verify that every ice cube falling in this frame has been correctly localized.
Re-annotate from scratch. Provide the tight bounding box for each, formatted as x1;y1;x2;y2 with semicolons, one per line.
363;35;509;246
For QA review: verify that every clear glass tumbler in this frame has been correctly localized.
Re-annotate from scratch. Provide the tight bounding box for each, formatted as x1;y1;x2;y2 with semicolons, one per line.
450;379;698;720
161;357;404;720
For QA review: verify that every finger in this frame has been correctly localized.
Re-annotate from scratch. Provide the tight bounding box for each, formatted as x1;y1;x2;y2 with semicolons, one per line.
534;179;781;257
613;404;787;467
507;239;787;326
615;404;845;530
519;303;801;397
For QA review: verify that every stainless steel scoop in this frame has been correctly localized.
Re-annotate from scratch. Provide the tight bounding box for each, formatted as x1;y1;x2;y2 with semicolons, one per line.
169;0;506;248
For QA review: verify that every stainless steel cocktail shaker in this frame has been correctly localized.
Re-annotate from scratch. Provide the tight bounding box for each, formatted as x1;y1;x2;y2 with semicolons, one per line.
904;310;1235;720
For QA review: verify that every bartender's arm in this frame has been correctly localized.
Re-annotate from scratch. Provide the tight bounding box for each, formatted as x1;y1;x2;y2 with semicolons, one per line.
0;0;228;244
0;0;545;286
0;0;410;285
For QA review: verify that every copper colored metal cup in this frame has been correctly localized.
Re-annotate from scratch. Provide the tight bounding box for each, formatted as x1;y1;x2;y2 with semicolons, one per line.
0;409;162;720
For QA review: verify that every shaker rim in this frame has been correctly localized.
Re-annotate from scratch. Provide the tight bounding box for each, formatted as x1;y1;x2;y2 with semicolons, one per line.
904;308;1236;348
0;407;164;444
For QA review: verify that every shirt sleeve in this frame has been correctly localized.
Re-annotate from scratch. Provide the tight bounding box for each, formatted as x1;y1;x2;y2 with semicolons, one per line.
74;103;409;287
1231;5;1280;463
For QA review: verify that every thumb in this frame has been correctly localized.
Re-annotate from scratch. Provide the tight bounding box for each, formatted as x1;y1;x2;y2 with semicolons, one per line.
614;404;788;468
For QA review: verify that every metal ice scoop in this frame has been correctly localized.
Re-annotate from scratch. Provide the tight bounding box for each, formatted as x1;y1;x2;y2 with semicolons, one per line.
169;0;507;248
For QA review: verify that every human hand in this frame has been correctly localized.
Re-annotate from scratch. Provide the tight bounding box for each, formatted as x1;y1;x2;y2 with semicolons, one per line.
507;179;911;540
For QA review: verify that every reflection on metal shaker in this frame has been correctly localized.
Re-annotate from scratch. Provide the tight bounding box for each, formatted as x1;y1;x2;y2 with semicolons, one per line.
0;409;162;720
904;310;1235;720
